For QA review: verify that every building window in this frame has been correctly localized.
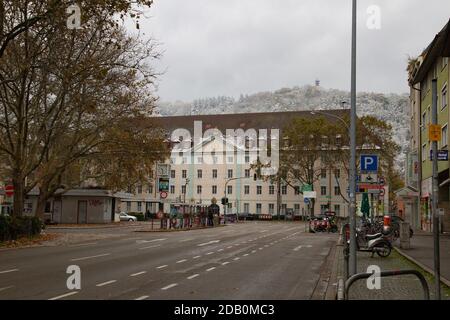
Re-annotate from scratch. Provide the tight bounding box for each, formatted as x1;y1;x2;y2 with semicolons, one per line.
245;169;250;178
213;156;218;164
181;185;186;194
256;203;262;215
127;186;132;193
197;157;203;164
171;170;176;178
197;169;202;179
137;185;142;194
421;112;426;131
321;169;327;179
334;169;340;178
442;84;448;110
294;204;300;215
282;185;287;195
212;169;218;179
227;185;233;195
442;124;448;148
126;202;131;212
170;185;175;194
227;203;232;209
281;204;287;214
228;169;233;179
137;202;142;212
334;205;341;215
334;186;340;196
244;203;250;213
269;203;275;215
294;186;300;195
257;186;262;195
182;157;187;164
321;186;327;196
269;185;275;195
197;185;202;194
227;156;234;164
182;170;187;178
320;205;328;214
245;155;250;164
212;185;217;194
422;144;427;162
148;184;153;194
244;185;250;195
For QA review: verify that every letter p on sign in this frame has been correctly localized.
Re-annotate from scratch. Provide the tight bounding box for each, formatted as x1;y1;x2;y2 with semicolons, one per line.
361;155;378;172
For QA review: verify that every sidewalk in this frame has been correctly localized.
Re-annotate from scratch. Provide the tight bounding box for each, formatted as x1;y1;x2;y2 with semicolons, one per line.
334;243;450;300
394;231;450;286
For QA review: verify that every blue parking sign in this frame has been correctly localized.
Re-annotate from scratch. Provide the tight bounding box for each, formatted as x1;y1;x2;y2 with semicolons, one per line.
360;155;378;172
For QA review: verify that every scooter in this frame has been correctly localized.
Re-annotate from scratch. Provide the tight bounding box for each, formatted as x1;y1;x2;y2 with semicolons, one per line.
346;226;393;257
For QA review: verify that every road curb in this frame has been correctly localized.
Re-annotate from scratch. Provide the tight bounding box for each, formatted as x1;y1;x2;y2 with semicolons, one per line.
394;246;450;287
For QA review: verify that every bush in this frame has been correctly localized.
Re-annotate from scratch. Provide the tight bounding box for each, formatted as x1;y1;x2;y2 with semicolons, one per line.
0;216;43;242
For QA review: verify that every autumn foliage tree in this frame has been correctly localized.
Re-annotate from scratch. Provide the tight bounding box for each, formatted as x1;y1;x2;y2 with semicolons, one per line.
0;1;167;217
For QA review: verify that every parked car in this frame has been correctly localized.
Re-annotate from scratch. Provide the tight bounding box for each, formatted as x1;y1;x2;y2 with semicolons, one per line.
119;212;137;222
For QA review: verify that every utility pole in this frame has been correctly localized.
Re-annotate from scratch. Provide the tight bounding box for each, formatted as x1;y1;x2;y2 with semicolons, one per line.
348;0;358;276
431;79;441;300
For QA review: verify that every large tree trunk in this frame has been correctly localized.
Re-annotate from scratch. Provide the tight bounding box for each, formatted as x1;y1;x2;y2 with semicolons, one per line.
12;176;25;217
35;190;48;220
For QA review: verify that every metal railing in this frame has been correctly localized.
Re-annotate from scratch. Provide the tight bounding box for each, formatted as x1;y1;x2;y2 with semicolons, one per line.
344;270;430;300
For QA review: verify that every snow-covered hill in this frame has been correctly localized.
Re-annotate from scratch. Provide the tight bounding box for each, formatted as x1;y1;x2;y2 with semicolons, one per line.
156;85;409;171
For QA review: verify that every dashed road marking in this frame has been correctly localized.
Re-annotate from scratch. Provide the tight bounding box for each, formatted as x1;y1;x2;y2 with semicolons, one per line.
206;252;214;255
135;295;149;300
161;283;178;290
96;280;117;287
176;259;187;264
188;274;199;279
48;291;79;300
197;240;220;247
139;244;161;250
130;271;147;277
0;269;18;274
233;257;240;261
206;267;216;272
0;286;14;292
222;262;230;265
193;256;201;259
70;253;110;262
156;265;168;269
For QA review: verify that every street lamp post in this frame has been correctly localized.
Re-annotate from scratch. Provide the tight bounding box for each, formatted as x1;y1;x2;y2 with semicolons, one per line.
349;0;358;276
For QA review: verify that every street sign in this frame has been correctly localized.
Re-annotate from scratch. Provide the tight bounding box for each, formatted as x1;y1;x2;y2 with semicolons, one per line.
378;177;386;186
303;191;317;199
429;150;449;161
158;178;169;192
5;185;14;197
160;191;168;199
360;155;378;172
301;184;313;192
380;188;385;197
428;124;442;142
304;198;310;204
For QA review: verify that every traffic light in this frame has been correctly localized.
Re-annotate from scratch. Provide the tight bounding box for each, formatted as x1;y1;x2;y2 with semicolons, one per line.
221;197;229;205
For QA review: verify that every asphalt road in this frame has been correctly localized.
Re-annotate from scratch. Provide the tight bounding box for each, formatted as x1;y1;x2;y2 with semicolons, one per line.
0;222;337;300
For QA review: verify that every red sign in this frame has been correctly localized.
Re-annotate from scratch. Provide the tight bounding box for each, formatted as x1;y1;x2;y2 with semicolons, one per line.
160;191;168;199
5;185;14;197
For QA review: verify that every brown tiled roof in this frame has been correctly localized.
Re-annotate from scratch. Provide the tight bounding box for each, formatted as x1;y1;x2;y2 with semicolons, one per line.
145;109;350;133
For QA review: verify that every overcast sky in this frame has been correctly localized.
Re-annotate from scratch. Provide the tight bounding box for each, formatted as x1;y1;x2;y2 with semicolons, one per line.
133;0;450;102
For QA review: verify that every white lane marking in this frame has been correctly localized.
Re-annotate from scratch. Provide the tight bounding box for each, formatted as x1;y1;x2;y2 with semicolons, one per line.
156;265;168;269
139;244;161;250
135;295;149;300
227;246;233;249
68;242;98;247
48;291;79;300
130;271;147;277
96;280;117;287
137;238;167;244
0;286;14;292
259;248;263;250
294;245;312;251
0;269;19;274
222;262;230;265
70;253;110;262
243;254;249;257
197;240;220;247
260;230;268;233
180;238;195;242
161;283;178;290
206;252;214;255
233;257;240;261
264;245;269;248
251;250;257;253
176;259;187;264
187;274;199;279
193;256;201;259
217;249;224;252
206;267;216;272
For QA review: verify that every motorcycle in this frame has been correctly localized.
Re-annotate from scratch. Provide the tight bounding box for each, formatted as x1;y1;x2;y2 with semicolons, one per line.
344;225;393;257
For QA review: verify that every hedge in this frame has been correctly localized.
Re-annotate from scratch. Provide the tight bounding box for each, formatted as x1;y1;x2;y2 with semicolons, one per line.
0;216;44;242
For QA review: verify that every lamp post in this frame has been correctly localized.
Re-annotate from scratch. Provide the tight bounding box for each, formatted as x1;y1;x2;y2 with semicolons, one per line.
224;176;253;224
349;0;358;276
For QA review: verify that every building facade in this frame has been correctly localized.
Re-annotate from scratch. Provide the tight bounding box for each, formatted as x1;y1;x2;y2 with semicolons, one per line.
408;19;450;232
